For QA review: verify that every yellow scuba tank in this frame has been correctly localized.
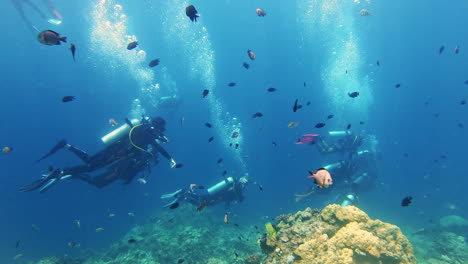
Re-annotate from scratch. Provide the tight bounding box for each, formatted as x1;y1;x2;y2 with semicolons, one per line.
101;119;140;145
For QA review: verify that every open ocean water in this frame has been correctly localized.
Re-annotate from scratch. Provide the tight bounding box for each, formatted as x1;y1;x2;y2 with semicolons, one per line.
1;0;467;263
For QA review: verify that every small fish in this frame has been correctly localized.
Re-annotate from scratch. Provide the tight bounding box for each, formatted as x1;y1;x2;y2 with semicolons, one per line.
345;70;348;74
403;153;409;157
247;49;256;60
205;122;212;128
224;212;229;224
95;227;105;232
395;84;401;88
272;141;277;147
234;253;239;258
208;136;214;142
315;123;326;128
359;121;365;125
62;96;75;102
37;30;66;45
231;132;239;138
306;101;311;106
235;143;239;149
178;259;185;264
293;99;299;112
234;223;239;227
308;168;333;188
288;121;299;128
348;91;359;98
376;60;380;66
180;116;185;127
68;241;79;248
252;112;263;118
15;240;20;248
13;254;23;260
259;185;263;191
460;99;466;105
70;43;76;62
346;124;351;130
202;89;210;98
238;236;242;240
454;45;460;54
464;80;468;85
31;224;40;231
169;202;179;209
197;200;207;211
137;178;147;184
128;239;137;244
439;45;445;55
243;62;250;69
74;219;81;228
223;170;227;177
327;114;334;119
175;163;184;168
148;59;160;67
186;5;199;22
229;143;233;147
228;82;236;87
267;87;276;92
109;119;118;126
401;196;413;207
304;81;307;87
127;41;138;50
359;9;371;16
2;146;12;154
256;8;266;17
458;123;464;128
217;158;223;164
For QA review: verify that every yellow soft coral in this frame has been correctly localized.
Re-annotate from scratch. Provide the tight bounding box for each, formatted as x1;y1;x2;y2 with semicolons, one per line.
265;222;277;246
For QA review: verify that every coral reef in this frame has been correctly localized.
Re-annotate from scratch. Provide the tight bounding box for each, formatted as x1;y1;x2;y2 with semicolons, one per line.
261;204;416;264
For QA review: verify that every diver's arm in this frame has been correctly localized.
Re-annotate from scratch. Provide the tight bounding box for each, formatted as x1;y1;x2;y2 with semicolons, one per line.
152;142;176;167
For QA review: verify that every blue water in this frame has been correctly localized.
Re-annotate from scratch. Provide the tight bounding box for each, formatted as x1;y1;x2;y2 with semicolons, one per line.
1;0;467;262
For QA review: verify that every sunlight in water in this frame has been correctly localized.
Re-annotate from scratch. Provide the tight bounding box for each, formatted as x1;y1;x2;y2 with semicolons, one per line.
160;0;247;174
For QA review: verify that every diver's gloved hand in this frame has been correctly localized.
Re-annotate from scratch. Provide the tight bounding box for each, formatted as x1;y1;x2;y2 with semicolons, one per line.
170;158;177;168
239;177;248;184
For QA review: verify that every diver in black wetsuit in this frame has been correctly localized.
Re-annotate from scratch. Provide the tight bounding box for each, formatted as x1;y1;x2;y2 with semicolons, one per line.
20;116;178;192
11;0;63;32
161;176;249;209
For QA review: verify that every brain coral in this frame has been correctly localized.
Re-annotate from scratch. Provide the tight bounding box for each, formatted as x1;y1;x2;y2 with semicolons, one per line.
261;204;417;264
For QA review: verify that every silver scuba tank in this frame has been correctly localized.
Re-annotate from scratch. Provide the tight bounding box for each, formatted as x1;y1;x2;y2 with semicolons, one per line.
207;177;234;195
101;119;140;145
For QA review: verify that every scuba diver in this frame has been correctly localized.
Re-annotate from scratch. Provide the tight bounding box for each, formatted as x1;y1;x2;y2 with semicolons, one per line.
20;116;178;192
161;176;249;209
11;0;63;32
295;131;378;206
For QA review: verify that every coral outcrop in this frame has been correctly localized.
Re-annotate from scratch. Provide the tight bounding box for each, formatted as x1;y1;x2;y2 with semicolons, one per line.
260;204;416;264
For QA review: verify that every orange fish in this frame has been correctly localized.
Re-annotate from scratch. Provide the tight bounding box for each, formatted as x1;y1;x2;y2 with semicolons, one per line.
2;146;12;154
256;8;266;17
197;200;207;211
247;49;256;60
224;212;229;224
308;168;333;188
190;183;197;192
109;119;118;126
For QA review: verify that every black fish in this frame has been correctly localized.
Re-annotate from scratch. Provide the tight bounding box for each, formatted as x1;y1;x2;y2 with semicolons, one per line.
235;143;239;149
346;124;351;130
306;101;311;106
359;121;365;125
439;45;444;55
464;80;468;85
243;62;250;69
460;99;466;105
315;123;325;128
395;84;401;88
228;82;236;87
234;253;239;258
376;60;380;66
403;153;409;157
259;185;263;191
205;122;212;128
348;91;359;98
297;105;303;110
272;141;277;147
293;99;299;112
178;259;185;264
208;136;214;142
238;236;242;240
62;96;75;102
254;225;258;229
267;87;276;92
202;89;210;98
70;43;76;62
149;59;160;67
175;164;184;168
37;30;66;45
217;158;223;164
458;123;464;128
128;239;137;244
223;170;227;177
15;240;20;248
231;132;239;138
229;143;233;147
252;112;263;118
127;41;138;50
234;223;239;227
186;5;199;22
303;81;306;87
454;45;460;54
327;114;334;119
401;196;412;207
169;202;179;209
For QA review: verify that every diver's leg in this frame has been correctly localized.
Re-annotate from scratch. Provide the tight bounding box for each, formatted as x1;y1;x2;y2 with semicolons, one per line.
24;0;48;19
65;145;91;164
43;0;62;20
11;0;38;33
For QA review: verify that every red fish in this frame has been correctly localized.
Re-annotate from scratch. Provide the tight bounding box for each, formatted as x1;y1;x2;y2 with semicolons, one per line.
308;168;332;188
256;9;266;17
247;50;256;60
295;134;319;145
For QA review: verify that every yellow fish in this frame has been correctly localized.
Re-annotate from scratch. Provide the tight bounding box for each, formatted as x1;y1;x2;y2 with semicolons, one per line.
288;121;299;128
95;227;105;232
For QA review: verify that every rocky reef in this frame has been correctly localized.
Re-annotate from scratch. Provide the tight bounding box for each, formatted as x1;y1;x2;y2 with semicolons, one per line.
259;204;416;264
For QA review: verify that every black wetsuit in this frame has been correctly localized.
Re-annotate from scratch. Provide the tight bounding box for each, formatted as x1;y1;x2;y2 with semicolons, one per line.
179;179;245;209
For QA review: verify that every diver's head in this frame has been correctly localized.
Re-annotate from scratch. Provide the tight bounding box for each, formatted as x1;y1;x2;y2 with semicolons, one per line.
150;117;166;132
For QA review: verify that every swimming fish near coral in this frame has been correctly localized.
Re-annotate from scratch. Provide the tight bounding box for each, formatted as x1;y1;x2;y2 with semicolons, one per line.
401;196;413;207
308;168;332;188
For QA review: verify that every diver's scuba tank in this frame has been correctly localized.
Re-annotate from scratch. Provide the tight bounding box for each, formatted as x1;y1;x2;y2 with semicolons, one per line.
323;161;344;171
207;177;234;196
327;130;352;137
101;119;140;145
340;194;358;207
